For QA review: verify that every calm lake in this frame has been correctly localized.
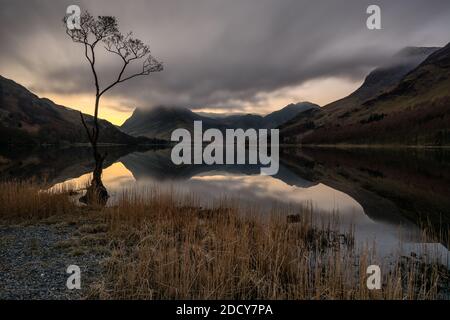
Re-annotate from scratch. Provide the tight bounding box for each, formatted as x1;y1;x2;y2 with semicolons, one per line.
1;145;449;265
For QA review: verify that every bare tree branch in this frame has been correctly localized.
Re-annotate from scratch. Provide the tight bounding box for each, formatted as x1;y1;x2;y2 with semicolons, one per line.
79;111;93;144
63;11;163;101
99;32;163;96
63;10;163;196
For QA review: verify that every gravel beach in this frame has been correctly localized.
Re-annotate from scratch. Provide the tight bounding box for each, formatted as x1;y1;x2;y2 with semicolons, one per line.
0;223;104;300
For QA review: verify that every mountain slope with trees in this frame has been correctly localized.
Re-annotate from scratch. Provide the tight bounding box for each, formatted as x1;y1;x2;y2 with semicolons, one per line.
0;75;147;145
280;45;450;146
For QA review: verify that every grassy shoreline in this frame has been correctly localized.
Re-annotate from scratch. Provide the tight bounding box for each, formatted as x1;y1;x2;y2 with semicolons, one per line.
0;180;448;300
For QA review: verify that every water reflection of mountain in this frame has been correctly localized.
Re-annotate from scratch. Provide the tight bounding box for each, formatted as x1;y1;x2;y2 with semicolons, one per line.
1;145;448;245
0;146;139;186
116;147;449;246
119;149;438;235
281;147;450;245
118;148;317;189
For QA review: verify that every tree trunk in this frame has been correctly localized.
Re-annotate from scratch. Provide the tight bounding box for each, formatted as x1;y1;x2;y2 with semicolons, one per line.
80;150;109;206
79;95;109;206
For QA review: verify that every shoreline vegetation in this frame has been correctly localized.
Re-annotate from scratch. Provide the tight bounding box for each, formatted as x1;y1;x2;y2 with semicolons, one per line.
0;180;448;300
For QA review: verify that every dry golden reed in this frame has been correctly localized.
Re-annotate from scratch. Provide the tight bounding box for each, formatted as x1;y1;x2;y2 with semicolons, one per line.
0;179;75;219
0;181;448;300
93;187;448;300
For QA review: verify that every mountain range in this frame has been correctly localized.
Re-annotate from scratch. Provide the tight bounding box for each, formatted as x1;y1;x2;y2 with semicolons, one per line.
280;44;450;145
120;102;318;140
1;43;449;146
0;75;153;145
0;74;317;144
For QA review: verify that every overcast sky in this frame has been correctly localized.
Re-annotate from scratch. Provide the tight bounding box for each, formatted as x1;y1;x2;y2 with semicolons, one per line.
1;0;449;124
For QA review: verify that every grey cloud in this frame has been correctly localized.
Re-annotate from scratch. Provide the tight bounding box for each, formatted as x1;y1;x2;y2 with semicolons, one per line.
0;0;449;111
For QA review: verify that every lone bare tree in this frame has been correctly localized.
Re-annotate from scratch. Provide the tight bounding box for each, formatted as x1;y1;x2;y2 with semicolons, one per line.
63;11;163;204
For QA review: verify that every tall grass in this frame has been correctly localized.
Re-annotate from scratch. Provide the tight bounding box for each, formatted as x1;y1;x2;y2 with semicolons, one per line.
0;179;75;220
0;181;448;299
92;187;449;300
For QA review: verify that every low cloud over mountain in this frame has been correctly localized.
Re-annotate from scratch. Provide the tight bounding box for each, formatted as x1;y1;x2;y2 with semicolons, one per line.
1;0;449;116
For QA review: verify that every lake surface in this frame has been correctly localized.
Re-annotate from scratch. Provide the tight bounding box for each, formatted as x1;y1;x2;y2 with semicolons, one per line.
1;145;449;265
